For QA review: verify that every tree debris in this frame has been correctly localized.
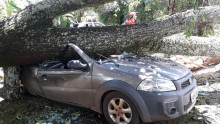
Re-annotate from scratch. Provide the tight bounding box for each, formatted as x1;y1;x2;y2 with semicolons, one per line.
170;55;220;72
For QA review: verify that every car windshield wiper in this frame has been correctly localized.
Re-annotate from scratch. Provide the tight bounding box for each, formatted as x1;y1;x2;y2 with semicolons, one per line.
96;53;119;67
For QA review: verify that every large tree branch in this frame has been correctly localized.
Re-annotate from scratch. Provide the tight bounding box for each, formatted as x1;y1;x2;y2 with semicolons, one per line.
0;0;114;36
1;5;220;66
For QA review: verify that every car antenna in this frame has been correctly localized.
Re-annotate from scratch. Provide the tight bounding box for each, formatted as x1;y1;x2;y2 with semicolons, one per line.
96;52;119;67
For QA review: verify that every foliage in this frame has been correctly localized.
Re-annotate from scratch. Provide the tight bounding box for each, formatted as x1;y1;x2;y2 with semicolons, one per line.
0;0;37;18
53;12;78;28
53;8;100;28
144;0;168;22
99;0;213;25
179;0;215;37
175;0;207;12
99;0;129;25
0;0;23;17
5;0;22;16
196;16;214;37
99;0;170;25
184;17;195;37
0;6;5;19
184;15;214;37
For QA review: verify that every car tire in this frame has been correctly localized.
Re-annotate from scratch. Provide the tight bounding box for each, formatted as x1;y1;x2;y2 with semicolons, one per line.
103;91;140;124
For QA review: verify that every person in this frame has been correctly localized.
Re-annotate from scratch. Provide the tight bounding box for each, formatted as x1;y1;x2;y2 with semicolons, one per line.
125;11;137;25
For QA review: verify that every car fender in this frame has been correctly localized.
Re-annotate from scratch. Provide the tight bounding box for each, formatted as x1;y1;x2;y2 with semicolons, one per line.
91;80;151;123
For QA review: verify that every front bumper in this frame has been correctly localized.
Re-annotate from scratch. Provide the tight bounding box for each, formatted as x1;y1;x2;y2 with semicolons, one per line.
138;73;198;122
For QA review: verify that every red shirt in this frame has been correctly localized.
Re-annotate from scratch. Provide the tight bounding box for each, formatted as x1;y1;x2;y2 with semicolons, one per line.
125;20;135;25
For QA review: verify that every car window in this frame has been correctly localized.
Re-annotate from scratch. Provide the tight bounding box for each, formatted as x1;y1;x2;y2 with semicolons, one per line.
39;46;88;70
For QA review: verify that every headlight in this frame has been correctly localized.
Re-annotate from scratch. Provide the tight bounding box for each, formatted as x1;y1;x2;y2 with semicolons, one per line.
137;78;176;92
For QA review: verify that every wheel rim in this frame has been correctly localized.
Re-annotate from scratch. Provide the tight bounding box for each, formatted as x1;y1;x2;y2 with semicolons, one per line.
108;97;132;124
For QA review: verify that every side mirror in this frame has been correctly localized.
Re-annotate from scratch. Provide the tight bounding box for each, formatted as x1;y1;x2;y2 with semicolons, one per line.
67;60;88;70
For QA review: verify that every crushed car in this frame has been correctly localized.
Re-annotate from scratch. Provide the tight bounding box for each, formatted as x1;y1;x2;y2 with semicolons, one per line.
21;43;198;124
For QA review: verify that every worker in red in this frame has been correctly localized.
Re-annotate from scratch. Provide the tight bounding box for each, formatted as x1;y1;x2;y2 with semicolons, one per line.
125;11;137;25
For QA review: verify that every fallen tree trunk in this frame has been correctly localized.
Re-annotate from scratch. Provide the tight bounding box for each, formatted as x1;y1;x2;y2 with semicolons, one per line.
0;0;114;36
1;5;220;66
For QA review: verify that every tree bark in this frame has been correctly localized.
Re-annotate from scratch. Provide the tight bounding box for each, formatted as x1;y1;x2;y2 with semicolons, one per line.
0;0;114;36
168;0;176;15
0;67;21;100
1;5;220;66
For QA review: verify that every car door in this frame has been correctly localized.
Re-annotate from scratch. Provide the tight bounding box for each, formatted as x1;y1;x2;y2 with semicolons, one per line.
36;68;94;106
36;44;95;106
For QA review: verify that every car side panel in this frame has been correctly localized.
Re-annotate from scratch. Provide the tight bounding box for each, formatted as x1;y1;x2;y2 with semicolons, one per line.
36;69;94;106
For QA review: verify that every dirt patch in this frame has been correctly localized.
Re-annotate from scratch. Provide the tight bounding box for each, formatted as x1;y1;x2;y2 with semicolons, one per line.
0;96;107;124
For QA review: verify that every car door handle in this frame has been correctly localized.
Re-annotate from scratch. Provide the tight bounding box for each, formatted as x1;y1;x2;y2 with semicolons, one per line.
42;74;47;81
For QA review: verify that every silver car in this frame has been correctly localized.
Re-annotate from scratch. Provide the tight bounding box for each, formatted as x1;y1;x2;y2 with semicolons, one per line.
77;22;105;27
21;43;198;124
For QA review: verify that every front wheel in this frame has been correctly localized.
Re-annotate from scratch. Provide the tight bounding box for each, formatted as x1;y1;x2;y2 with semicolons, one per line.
103;91;140;124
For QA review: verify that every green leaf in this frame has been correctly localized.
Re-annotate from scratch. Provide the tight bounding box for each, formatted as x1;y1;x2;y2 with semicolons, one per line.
201;15;205;22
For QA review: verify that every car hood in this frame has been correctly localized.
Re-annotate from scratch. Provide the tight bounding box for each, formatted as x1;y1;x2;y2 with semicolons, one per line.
103;57;190;81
